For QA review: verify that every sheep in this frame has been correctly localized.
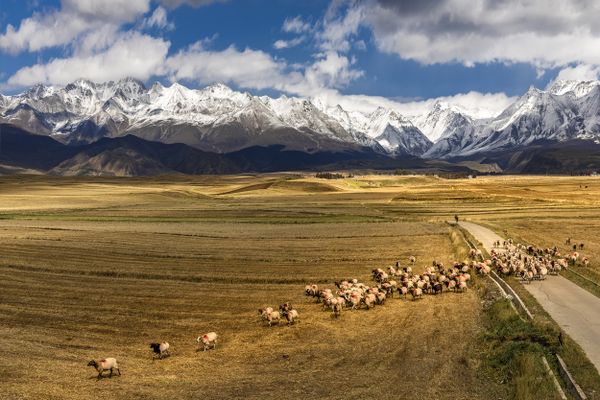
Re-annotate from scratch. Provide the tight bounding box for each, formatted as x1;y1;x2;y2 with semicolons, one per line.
363;293;376;309
197;332;218;351
581;257;589;266
266;311;281;327
305;284;320;298
87;358;121;379
410;287;423;300
409;256;416;264
398;286;408;298
347;292;361;310
570;252;579;265
284;309;299;325
149;342;170;359
258;307;274;321
332;302;342;318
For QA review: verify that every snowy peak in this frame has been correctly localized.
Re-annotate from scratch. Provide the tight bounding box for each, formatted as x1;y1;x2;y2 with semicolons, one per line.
4;78;600;160
414;101;474;143
548;80;600;98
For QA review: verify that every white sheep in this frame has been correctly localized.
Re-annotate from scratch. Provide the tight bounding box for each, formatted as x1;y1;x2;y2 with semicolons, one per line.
363;293;376;309
285;309;299;325
87;358;121;379
266;311;281;327
197;332;218;351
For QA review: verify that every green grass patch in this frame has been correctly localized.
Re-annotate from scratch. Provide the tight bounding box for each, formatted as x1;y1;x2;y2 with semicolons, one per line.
482;299;562;400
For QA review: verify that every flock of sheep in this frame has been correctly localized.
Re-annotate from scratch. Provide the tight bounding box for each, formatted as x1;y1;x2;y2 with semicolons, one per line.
470;238;590;283
87;255;476;379
87;238;591;379
304;255;473;318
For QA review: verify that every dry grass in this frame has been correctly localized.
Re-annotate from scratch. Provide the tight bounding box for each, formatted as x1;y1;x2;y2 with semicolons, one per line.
0;174;507;400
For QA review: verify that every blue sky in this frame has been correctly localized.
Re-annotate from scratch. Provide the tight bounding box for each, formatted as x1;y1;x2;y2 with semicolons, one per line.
1;0;599;116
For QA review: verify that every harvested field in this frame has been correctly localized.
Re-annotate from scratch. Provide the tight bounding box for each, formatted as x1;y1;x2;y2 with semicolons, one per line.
4;173;600;399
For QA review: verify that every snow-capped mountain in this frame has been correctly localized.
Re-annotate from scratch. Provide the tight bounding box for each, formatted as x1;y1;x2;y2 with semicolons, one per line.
547;80;600;98
3;78;600;162
416;80;600;158
319;105;431;156
0;78;422;156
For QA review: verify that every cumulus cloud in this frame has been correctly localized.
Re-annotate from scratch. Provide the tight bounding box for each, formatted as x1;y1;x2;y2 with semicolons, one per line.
164;42;296;91
7;31;169;87
553;63;600;82
0;0;151;53
303;52;363;91
360;0;600;69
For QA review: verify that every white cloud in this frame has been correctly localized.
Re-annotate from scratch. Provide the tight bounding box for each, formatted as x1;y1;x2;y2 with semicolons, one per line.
61;0;150;22
553;63;600;82
7;31;169;87
303;51;363;92
282;16;311;34
273;37;304;50
360;0;600;70
317;3;363;52
141;6;175;30
164;42;296;91
0;0;151;53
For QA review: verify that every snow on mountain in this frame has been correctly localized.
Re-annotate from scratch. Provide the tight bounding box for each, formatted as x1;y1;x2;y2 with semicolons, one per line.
547;80;600;98
3;78;600;159
419;102;478;158
0;79;419;155
423;83;600;158
413;101;474;143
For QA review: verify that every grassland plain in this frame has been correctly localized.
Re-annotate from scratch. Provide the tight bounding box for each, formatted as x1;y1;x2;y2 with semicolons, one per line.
0;174;507;400
1;173;599;399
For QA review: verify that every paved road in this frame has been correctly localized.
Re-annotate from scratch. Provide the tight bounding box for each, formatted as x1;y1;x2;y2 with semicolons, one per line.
459;220;600;374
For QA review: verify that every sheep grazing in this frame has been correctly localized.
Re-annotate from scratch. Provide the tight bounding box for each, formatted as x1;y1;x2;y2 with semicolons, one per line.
197;332;218;351
87;358;121;379
409;256;416;264
266;311;281;327
149;342;170;359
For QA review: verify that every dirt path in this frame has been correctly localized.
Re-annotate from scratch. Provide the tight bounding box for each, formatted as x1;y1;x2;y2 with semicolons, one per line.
459;220;600;374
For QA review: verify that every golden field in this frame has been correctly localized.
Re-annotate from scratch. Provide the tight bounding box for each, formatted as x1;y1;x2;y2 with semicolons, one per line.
2;173;599;399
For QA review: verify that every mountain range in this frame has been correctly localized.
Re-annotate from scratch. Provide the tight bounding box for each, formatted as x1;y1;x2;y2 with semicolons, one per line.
1;78;600;175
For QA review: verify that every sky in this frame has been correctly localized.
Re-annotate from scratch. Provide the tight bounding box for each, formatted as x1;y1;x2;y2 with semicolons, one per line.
1;0;600;117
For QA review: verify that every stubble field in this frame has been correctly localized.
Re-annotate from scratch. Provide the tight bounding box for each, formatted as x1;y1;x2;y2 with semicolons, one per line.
2;173;599;399
0;174;502;400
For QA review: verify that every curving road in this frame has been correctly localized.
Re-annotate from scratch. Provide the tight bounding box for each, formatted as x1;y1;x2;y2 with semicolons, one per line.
459;220;600;374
